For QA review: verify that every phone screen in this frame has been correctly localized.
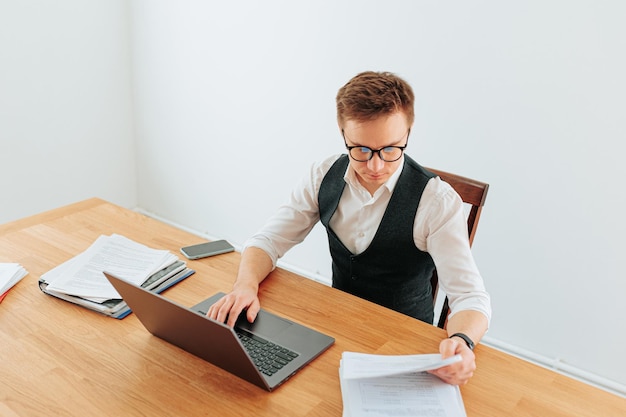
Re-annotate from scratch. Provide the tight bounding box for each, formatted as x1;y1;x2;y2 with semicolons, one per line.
180;240;235;260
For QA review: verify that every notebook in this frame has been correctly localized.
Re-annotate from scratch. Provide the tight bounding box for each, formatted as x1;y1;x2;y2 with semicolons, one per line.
104;272;335;391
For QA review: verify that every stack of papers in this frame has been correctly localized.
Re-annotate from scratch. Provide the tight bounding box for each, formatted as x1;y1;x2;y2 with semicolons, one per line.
0;263;28;302
38;234;194;318
340;352;467;417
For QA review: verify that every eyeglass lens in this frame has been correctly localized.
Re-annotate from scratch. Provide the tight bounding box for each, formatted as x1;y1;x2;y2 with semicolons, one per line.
349;146;404;162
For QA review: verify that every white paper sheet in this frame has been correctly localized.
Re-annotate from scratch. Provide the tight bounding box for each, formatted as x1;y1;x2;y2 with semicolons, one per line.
341;352;462;379
42;234;176;300
0;263;28;294
340;352;467;417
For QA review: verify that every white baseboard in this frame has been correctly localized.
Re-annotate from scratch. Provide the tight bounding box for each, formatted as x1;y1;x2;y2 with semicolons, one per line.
481;336;626;398
274;261;332;286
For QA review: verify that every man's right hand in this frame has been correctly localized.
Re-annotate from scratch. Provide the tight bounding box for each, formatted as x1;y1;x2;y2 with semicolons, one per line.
207;285;261;327
207;246;273;327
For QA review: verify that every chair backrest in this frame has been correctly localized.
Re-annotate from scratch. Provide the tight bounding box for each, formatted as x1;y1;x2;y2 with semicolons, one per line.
424;167;489;328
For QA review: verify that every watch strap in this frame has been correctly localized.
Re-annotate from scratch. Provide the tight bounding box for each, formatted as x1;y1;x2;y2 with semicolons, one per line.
449;332;475;350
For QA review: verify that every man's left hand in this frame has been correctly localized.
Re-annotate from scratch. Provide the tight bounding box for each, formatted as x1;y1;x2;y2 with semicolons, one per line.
427;337;476;385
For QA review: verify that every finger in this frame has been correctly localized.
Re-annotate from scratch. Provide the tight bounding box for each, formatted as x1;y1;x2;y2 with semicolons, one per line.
207;298;225;320
226;309;241;327
225;299;250;327
439;338;459;359
213;296;236;324
428;368;452;384
246;299;261;323
429;367;471;386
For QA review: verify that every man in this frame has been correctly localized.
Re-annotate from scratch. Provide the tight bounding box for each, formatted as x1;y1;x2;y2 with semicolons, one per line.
209;71;491;385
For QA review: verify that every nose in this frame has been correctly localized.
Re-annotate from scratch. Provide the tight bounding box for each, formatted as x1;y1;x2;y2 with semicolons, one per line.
367;152;385;171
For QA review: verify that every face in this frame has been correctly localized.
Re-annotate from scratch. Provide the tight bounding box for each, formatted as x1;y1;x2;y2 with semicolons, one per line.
341;112;411;194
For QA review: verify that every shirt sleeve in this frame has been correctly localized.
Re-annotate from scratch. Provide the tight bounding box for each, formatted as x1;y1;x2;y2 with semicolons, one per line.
244;155;340;268
415;177;492;324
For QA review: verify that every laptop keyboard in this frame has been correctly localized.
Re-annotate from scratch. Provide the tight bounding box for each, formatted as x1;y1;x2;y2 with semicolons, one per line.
236;330;299;376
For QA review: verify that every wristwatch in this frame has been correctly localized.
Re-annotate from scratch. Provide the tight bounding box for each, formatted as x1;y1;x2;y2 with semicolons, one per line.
449;333;475;351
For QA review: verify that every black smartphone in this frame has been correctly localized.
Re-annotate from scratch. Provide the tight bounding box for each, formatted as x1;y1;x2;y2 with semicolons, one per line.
180;240;235;260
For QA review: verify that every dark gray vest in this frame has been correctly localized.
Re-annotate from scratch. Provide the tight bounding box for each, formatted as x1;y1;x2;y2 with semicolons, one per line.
318;155;436;323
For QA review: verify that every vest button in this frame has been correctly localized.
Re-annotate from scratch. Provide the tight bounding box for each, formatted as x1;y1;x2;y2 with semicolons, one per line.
351;275;358;280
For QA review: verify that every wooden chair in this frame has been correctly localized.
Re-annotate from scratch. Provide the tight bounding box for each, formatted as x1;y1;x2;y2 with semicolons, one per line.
425;167;489;329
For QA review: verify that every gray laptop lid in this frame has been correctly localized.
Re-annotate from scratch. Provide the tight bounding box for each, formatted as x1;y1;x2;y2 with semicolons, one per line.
104;272;334;391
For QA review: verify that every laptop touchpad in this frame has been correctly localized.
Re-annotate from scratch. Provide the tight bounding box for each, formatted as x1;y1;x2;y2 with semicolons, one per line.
236;310;292;339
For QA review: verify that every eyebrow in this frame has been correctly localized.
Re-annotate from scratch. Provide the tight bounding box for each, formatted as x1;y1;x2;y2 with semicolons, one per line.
342;130;409;147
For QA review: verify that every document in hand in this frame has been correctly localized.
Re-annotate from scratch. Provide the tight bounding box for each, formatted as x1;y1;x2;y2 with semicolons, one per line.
339;351;467;417
38;234;194;318
0;263;28;302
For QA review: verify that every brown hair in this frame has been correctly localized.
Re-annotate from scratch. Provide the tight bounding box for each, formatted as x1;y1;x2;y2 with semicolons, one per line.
336;71;415;127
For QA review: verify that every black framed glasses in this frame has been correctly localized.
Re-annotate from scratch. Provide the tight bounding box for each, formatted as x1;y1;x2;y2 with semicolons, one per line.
343;129;410;162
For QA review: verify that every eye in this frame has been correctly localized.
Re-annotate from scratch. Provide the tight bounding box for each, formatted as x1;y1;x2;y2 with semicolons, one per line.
382;147;396;154
357;147;372;154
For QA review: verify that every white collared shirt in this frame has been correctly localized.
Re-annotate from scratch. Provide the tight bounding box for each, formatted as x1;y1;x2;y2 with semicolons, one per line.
245;154;491;322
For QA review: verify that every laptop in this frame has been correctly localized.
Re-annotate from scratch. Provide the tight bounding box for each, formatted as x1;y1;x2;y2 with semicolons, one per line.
104;272;335;391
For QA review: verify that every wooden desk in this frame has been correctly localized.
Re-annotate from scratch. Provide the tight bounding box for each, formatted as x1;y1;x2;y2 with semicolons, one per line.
1;198;624;416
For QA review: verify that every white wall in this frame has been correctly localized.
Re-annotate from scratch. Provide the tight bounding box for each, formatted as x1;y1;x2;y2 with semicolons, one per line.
0;0;137;224
131;0;626;393
3;0;625;395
